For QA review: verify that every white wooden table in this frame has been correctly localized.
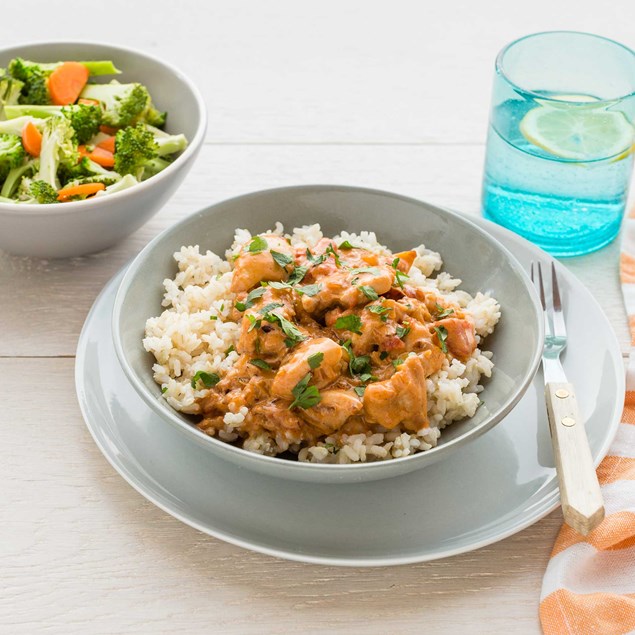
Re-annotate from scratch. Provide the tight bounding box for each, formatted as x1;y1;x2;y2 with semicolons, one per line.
2;2;634;633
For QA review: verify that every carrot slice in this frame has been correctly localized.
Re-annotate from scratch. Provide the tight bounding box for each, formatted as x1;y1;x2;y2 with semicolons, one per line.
78;98;100;106
99;124;118;135
78;145;115;168
48;62;90;105
96;135;115;153
57;182;106;202
22;121;42;157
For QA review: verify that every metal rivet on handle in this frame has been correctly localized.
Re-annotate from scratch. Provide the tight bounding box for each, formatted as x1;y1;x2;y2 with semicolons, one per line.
555;389;569;399
561;417;576;427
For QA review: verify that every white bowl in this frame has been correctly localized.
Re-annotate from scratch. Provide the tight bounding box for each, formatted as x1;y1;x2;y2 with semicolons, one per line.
0;41;206;258
112;185;544;484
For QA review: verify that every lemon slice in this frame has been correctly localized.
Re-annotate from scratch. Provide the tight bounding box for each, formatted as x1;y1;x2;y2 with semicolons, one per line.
520;103;634;161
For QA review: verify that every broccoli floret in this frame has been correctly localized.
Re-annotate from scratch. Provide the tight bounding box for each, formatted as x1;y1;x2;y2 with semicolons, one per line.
0;159;38;198
80;81;151;128
8;58;53;105
97;173;139;195
0;69;25;118
29;179;58;203
0;116;43;137
0;133;26;180
155;133;188;157
7;58;120;106
143;105;167;128
58;155;121;188
62;104;102;144
37;116;77;189
113;123;158;178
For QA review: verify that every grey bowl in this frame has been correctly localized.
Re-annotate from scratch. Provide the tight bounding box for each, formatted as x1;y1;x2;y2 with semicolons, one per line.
113;185;544;484
0;41;206;258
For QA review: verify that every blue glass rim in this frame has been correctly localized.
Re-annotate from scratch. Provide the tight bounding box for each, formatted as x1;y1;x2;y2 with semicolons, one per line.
495;30;635;105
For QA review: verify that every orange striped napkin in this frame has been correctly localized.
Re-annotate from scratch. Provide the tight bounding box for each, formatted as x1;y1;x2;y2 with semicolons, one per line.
539;215;635;634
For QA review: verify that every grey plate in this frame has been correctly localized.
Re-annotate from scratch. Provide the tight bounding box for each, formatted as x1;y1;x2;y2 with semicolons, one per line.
75;215;624;566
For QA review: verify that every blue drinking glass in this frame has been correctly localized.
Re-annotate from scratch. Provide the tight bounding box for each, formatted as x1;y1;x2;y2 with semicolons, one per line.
482;31;635;257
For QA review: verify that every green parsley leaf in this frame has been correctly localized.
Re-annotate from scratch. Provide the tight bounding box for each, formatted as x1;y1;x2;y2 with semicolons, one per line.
267;281;321;296
392;358;404;368
271;250;293;268
359;285;379;301
262;312;307;346
367;304;391;320
289;373;322;410
434;325;449;353
308;352;324;370
287;265;309;285
350;355;372;376
338;240;364;250
396;324;411;339
348;266;380;275
354;386;366;398
258;302;284;315
247;236;268;253
334;314;363;335
224;345;235;355
191;371;221;389
210;315;218;320
246;314;261;332
250;358;272;371
306;248;326;266
379;351;389;360
235;286;267;311
161;386;168;394
325;244;342;267
391;257;410;289
434;303;455;319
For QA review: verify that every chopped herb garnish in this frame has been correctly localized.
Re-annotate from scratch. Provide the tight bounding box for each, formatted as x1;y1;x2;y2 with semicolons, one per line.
435;303;455;319
262;312;307;346
250;358;272;371
325;244;342;267
358;372;377;383
348;266;380;275
392;358;404;368
341;340;372;377
391;257;410;289
161;386;168;394
359;285;379;301
271;250;293;268
289;373;322;410
210;315;218;320
287;265;309;285
306;248;326;266
246;314;261;332
235;286;267;311
379;351;389;360
225;345;235;355
308;351;324;370
367;304;391;322
338;240;364;250
334;314;363;335
247;235;268;253
191;371;221;389
434;325;449;353
267;281;321;296
396;324;411;340
258;302;284;315
354;386;366;398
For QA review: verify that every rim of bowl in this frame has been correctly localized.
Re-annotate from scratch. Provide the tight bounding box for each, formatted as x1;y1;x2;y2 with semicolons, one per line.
0;40;207;216
112;184;545;473
496;30;635;105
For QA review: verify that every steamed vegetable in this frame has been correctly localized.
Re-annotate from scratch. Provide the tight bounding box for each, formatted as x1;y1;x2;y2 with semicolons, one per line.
0;57;186;204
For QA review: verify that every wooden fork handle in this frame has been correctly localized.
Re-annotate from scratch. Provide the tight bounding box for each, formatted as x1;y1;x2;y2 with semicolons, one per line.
545;382;605;536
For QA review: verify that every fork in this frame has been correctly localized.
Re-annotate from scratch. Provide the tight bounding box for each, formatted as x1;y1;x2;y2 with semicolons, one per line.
531;261;605;536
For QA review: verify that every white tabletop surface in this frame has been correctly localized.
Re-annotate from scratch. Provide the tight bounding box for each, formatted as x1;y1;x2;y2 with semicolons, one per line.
2;2;634;633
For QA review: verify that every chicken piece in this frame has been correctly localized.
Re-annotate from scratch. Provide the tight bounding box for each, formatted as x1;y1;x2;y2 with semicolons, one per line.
230;234;293;293
434;317;477;361
237;310;293;365
301;264;394;315
298;389;363;435
363;355;428;431
271;338;344;398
